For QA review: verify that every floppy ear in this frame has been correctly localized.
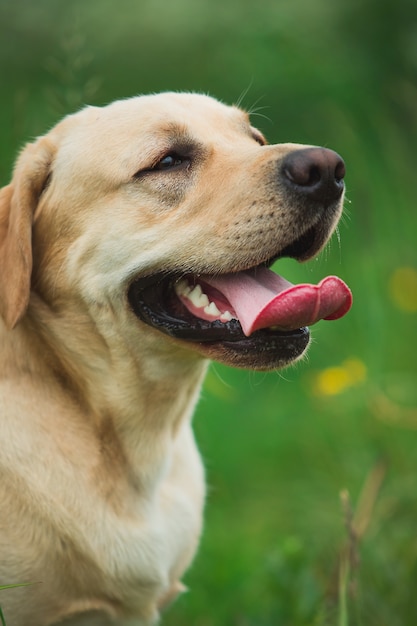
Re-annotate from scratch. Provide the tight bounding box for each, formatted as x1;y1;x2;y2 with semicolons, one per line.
0;136;55;329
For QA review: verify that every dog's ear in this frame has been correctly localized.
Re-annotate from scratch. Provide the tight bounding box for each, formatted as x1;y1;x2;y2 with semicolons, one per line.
0;136;55;329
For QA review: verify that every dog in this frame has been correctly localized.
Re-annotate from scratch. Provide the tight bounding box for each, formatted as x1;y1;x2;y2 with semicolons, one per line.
0;92;351;625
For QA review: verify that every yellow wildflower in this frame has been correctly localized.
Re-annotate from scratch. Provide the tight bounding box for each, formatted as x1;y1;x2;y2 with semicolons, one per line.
312;358;367;396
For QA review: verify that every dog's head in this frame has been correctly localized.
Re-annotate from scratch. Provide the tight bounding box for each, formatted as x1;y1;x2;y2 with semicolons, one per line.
0;93;351;370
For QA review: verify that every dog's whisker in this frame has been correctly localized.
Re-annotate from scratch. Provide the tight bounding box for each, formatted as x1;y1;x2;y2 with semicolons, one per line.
248;109;273;125
246;93;266;115
234;80;254;109
208;363;234;390
335;225;344;263
335;225;341;248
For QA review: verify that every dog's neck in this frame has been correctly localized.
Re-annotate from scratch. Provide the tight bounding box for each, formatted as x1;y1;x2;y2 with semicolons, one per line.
14;294;208;489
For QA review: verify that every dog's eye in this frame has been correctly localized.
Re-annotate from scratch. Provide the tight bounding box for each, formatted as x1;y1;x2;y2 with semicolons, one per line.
134;152;191;178
153;152;190;171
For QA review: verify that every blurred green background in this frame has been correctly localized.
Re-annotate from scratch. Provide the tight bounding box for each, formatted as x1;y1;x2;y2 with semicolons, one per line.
1;1;417;624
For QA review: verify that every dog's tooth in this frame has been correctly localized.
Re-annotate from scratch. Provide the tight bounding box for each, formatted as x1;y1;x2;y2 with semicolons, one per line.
175;279;191;296
220;310;234;322
189;285;209;308
204;302;221;317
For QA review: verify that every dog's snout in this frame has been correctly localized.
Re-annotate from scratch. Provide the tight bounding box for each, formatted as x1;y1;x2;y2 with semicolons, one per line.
282;147;345;205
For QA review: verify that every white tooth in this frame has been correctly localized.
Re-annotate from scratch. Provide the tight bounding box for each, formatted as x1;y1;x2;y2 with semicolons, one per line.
204;302;221;317
189;284;202;301
220;310;233;322
199;293;210;307
175;279;191;296
189;285;209;308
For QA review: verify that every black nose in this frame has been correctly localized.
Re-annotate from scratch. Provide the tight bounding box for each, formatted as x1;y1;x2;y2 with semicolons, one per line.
282;147;345;205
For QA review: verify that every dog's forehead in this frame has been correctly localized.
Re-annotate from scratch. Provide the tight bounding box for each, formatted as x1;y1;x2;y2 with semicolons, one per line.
51;93;256;180
108;92;249;131
65;93;251;146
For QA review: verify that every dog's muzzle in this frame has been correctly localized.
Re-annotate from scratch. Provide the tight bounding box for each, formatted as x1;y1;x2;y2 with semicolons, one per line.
127;147;352;370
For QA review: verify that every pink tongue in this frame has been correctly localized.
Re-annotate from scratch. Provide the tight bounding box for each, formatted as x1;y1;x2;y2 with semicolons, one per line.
203;267;352;337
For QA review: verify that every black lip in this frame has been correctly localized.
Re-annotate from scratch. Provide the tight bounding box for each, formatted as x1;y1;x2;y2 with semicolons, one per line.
128;272;243;342
127;272;310;355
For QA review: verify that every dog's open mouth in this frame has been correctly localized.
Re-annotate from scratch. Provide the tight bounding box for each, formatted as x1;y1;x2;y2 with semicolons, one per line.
127;259;352;360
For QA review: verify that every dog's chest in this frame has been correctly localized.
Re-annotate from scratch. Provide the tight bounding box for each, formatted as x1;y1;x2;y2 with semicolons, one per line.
69;427;206;619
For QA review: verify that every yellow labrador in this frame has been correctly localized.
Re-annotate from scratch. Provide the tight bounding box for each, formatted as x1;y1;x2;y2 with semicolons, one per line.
0;93;351;626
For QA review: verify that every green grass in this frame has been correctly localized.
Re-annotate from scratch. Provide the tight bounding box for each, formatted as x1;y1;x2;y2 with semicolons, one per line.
1;1;416;624
162;353;417;626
